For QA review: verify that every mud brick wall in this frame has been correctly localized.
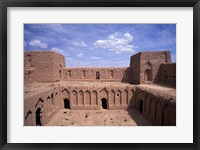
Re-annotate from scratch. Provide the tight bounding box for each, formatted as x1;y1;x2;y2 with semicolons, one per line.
140;51;171;84
158;63;176;87
130;52;141;84
24;86;61;126
130;51;171;84
60;86;136;110
24;51;65;83
134;87;176;126
62;67;132;82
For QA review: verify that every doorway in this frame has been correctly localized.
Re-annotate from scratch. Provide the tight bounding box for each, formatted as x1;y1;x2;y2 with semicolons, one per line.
64;98;70;109
139;100;144;113
35;107;42;126
101;98;107;109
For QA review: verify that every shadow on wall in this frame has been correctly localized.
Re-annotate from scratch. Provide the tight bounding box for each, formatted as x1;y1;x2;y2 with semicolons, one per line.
154;63;176;87
121;67;132;83
126;88;176;126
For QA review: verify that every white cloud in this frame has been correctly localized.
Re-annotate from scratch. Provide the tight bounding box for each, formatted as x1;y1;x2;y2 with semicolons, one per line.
77;53;84;57
72;41;87;47
91;56;102;60
66;57;74;60
94;32;136;53
51;47;65;54
29;39;48;48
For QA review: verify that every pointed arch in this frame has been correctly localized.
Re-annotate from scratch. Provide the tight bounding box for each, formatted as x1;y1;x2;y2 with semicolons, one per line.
116;90;122;105
92;91;98;105
35;98;44;108
72;90;78;105
85;90;91;105
100;88;108;99
144;61;152;81
78;90;84;105
124;89;129;105
110;90;115;105
62;89;70;99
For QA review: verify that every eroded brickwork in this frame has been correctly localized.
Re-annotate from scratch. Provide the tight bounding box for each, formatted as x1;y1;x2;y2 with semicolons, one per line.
24;50;176;126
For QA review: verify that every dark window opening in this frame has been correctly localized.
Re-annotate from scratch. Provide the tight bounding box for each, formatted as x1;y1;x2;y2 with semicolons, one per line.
35;108;42;126
101;98;107;109
110;70;114;78
64;98;70;109
83;70;86;78
139;100;143;113
96;71;100;80
59;70;61;78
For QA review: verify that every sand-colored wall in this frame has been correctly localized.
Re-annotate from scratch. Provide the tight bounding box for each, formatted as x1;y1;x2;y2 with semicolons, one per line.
24;86;61;126
130;51;172;84
24;84;176;126
62;67;132;82
134;87;176;126
24;51;65;83
60;86;136;110
158;63;176;87
130;52;141;84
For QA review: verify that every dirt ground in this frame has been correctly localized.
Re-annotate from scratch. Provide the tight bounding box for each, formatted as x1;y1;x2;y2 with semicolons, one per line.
46;109;152;126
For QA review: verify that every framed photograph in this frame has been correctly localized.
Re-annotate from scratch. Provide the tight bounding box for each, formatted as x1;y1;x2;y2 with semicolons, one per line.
1;0;199;150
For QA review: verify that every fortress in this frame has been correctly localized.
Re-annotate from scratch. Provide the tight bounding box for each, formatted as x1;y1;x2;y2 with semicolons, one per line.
24;50;176;126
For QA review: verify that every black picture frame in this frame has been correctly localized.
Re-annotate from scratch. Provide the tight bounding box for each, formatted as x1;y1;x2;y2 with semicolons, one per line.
0;0;199;150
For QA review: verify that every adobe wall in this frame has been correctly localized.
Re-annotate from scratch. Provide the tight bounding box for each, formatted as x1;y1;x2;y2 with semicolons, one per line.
60;85;136;110
130;52;141;84
24;51;65;83
52;52;65;81
130;51;171;84
62;67;132;82
24;86;61;126
140;51;171;84
158;63;176;87
134;87;176;126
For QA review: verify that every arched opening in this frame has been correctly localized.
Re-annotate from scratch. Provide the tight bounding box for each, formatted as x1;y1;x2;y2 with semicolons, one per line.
35;108;42;126
101;98;107;109
59;70;62;78
139;100;143;113
144;69;151;81
96;71;100;80
64;98;70;109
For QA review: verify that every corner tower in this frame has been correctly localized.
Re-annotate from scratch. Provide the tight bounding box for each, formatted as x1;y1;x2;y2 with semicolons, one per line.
130;51;171;84
24;51;65;83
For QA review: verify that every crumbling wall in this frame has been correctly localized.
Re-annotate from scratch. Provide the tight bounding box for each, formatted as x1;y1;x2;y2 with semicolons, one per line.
158;63;176;87
134;87;176;126
62;67;131;82
52;52;65;81
60;86;136;110
140;51;171;84
24;51;65;83
130;51;172;84
24;86;61;126
130;52;141;84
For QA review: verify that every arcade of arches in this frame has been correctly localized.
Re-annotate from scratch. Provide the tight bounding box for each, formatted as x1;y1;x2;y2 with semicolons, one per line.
24;50;176;126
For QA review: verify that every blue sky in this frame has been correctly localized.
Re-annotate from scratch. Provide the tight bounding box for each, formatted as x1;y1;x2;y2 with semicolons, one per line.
24;24;176;67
